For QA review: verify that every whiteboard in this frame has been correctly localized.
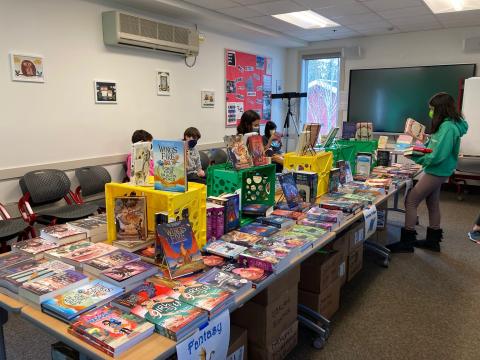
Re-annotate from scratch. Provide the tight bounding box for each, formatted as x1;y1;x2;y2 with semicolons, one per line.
461;77;480;156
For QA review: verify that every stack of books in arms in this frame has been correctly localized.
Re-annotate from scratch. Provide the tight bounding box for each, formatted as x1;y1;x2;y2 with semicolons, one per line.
69;305;154;357
40;224;88;245
66;216;107;243
403;145;432;156
41;279;124;322
83;249;140;276
12;237;60;259
99;260;159;291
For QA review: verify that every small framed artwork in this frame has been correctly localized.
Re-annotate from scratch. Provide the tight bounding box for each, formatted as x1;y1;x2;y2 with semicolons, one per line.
156;70;171;96
201;90;215;108
10;53;45;83
94;80;117;104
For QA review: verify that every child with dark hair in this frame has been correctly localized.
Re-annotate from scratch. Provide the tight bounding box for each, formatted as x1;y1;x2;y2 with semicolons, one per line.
126;129;154;179
237;110;261;145
263;121;284;172
184;127;206;184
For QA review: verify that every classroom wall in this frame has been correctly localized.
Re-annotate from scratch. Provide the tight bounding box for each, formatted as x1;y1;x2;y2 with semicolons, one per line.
286;26;480;123
0;0;287;204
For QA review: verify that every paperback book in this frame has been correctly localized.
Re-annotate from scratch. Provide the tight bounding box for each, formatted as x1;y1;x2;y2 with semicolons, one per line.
355;122;373;140
44;240;93;261
341;122;356;140
306;207;344;223
153;140;187;192
113;239;154;253
278;172;302;209
208;194;240;232
336;161;347;186
328;168;341;193
131;141;152;186
395;134;413;151
61;242;117;268
255;215;295;230
202;255;225;268
198;267;251;298
238;223;279;237
237;246;286;273
271;209;307;221
155;219;204;279
67;217;107;243
219;230;262;247
220;262;271;287
404;118;426;141
0;252;32;270
114;196;148;241
241;204;273;218
204;240;247;260
100;260;158;290
40;225;87;245
207;203;225;240
83;249;140;276
293;171;318;203
112;282;175;313
13;237;59;259
247;135;268;166
41;279;124;322
355;153;372;178
297;218;338;231
224;135;253;170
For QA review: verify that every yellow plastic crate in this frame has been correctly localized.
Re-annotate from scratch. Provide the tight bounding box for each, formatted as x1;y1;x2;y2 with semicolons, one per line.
283;151;333;196
105;182;207;247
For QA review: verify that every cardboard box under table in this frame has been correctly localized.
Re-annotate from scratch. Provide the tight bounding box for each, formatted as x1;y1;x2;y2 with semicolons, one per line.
105;182;207;246
298;278;342;320
228;325;248;360
299;251;341;294
248;320;298;360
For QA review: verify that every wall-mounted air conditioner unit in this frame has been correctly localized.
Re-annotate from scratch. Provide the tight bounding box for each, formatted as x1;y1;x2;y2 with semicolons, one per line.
102;11;199;57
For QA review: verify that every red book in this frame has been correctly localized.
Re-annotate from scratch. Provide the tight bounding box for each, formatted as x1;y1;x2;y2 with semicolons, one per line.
247;135;268;166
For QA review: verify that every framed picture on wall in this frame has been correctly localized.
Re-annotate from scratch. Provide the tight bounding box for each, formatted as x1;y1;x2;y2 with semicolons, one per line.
156;70;171;96
10;53;45;83
94;80;117;104
201;90;215;108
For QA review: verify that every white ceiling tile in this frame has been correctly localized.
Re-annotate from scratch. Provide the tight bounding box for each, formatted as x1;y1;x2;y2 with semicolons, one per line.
378;5;433;19
357;27;399;36
346;20;393;30
246;15;307;31
362;0;423;12
217;6;265;18
396;23;443;32
184;0;239;9
389;14;440;25
333;12;386;25
313;3;373;17
436;9;480;24
294;0;357;8
233;0;273;5
247;0;307;15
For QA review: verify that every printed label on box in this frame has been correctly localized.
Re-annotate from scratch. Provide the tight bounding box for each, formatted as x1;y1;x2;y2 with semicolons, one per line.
227;345;244;360
339;261;346;278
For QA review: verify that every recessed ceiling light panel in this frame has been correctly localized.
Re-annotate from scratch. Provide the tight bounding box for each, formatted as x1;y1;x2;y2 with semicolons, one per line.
423;0;480;13
272;10;339;29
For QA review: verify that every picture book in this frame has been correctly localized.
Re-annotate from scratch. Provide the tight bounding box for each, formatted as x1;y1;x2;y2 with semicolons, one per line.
241;204;273;217
220;262;271;287
271;209;307;221
0;252;32;270
13;237;59;259
114;196;148;241
61;242;117;267
198;267;251;296
131;141;152;186
131;295;208;341
293;171;318;203
224;135;253;170
112;282;175;313
100;260;158;287
329;168;341;193
40;225;87;245
247;135;268;166
278;172;302;209
255;216;295;230
41;280;124;321
404;118;426;141
44;240;93;261
220;230;262;247
155;219;204;279
19;270;89;304
204;240;247;259
153;140;187;192
83;249;140;276
355;122;373;140
168;279;233;316
355;153;372;178
238;223;279;237
70;305;154;356
341;122;356;140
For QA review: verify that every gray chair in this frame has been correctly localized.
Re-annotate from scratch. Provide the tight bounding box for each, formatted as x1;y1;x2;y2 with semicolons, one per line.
18;169;98;226
210;148;228;164
199;150;211;172
75;166;111;210
0;203;32;253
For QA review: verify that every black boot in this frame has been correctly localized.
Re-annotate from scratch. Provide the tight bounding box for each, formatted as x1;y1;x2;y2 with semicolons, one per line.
386;228;416;253
414;227;442;252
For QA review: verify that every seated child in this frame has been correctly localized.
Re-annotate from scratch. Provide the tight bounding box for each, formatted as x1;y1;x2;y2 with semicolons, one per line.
262;121;284;172
184;127;206;184
126;130;154;179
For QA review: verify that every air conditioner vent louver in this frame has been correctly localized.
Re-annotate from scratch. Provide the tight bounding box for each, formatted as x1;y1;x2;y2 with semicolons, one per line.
103;11;199;57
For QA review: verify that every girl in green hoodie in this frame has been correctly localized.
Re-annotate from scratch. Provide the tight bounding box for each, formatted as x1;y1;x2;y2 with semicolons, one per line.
388;93;468;253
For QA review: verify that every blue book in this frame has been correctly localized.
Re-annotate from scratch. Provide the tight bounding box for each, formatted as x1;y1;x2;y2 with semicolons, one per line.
41;279;124;321
238;223;279;237
153;140;187;192
256;216;295;229
204;240;247;259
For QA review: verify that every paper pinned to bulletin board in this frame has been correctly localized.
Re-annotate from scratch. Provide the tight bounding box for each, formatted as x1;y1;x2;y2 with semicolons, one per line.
225;49;272;127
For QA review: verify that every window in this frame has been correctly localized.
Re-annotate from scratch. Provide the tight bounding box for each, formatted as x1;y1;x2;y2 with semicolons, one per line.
300;55;341;135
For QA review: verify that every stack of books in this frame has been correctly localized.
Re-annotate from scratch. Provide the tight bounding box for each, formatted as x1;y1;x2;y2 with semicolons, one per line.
67;216;107;243
207;194;240;233
298;207;345;231
198;267;252;300
203;240;247;260
59;242;117;269
241;204;274;218
206;203;225;241
99;260;159;291
403;145;432;156
12;237;60;259
255;215;295;230
293;171;318;203
40;225;88;245
82;249;140;276
112;282;174;313
220;230;262;247
220;261;271;288
237;223;279;238
271;209;307;221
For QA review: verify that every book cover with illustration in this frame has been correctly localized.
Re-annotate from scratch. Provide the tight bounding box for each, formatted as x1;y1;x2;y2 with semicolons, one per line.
220;262;271;287
341;122;356;140
0;252;32;270
247;135;268;166
355;122;373;140
404;118;426;141
208;194;240;232
220;230;262;247
237;246;283;273
329;167;341;193
198;268;251;296
224;135;253;170
41;280;124;321
70;305;154;355
62;243;116;266
255;215;295;230
271;209;307;221
204;240;247;259
13;237;59;259
131;295;208;341
293;171;318;203
336;161;347;185
112;282;175;313
131;141;152;186
83;249;140;275
101;260;158;285
306;207;344;223
278;173;302;209
238;223;279;237
153;140;187;192
114;196;147;241
155;219;204;279
241;204;273;217
40;224;87;245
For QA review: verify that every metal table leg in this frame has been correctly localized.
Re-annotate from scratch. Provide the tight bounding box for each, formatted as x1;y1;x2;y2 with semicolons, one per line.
365;241;391;267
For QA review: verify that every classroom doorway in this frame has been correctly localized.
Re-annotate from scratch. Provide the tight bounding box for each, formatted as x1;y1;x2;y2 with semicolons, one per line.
300;55;341;136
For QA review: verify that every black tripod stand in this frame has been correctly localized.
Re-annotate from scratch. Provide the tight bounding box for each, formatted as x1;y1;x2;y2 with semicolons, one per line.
282;97;300;152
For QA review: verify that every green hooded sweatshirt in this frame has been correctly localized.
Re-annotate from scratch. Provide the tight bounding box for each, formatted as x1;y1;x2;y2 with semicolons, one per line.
412;118;468;177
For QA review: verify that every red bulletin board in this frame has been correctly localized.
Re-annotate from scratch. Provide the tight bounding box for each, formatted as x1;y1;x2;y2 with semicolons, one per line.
225;49;272;128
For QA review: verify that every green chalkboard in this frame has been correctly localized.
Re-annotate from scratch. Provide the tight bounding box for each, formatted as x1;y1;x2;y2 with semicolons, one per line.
347;64;476;133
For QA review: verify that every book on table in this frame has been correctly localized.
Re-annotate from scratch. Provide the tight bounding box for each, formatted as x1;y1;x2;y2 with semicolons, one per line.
67;217;107;243
219;230;262;247
60;242;117;269
83;249;141;276
293;171;318;203
271;209;307;221
220;261;271;288
12;237;60;259
113;239;154;253
341;122;356;140
130;141;153;186
277;172;302;209
197;267;252;299
44;240;93;261
255;215;295;230
241;203;273;218
237;222;279;237
208;194;240;233
153;139;188;192
203;240;247;260
111;281;175;313
114;196;148;241
40;225;87;245
99;260;159;291
0;252;32;270
237;245;288;273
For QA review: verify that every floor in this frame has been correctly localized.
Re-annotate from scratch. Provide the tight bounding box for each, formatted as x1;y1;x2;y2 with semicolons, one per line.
2;191;479;360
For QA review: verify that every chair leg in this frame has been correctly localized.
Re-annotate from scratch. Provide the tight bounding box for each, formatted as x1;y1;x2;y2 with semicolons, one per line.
0;242;10;254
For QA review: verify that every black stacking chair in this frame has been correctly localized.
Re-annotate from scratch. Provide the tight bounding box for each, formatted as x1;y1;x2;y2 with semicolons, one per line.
199;150;211;172
0;203;32;253
75;166;111;211
18;169;98;228
210;148;228;165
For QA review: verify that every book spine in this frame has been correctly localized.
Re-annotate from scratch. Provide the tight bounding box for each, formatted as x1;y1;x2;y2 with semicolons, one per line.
237;255;274;272
68;328;114;356
206;208;213;242
216;208;225;238
70;325;115;353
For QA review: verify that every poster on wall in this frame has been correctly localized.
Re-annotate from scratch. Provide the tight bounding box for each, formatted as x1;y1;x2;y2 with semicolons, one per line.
201;90;215;108
157;70;171;96
10;53;45;82
225;49;272;128
94;80;117;104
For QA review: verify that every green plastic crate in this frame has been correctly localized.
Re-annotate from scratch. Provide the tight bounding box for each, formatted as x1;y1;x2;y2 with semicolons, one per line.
335;139;378;174
207;163;276;206
325;143;356;170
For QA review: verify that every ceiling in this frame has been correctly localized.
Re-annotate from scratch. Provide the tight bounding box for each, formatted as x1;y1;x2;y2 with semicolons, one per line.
111;0;480;46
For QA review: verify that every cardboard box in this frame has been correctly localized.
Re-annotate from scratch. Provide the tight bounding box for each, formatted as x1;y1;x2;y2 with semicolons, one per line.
298;278;341;319
348;221;365;253
347;243;364;282
231;287;298;347
249;321;298;360
331;232;349;259
228;325;248;360
299;251;341;294
252;265;300;306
